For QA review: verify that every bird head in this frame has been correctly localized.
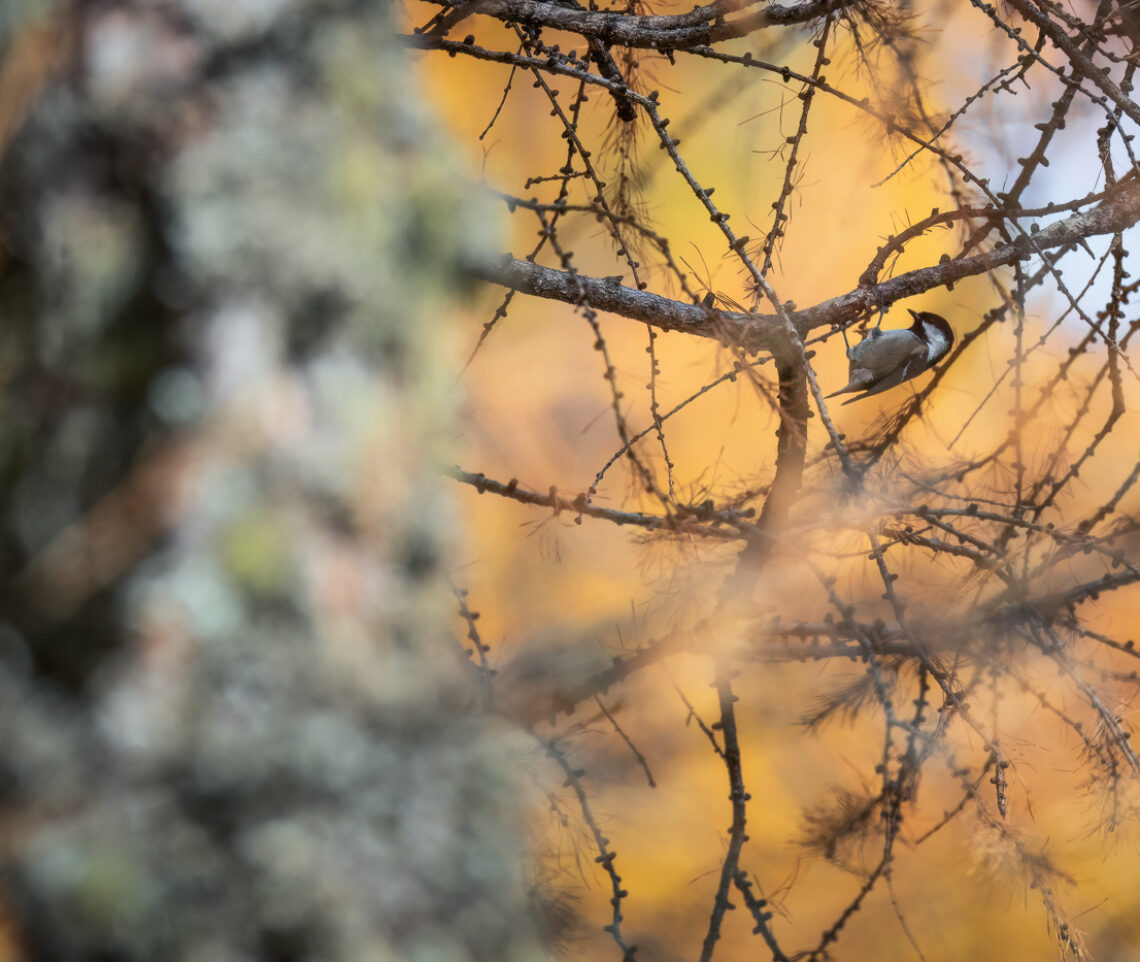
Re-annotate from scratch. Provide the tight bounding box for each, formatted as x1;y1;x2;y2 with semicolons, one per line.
907;309;954;366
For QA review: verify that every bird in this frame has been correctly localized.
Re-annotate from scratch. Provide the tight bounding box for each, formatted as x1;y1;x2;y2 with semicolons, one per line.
827;309;954;405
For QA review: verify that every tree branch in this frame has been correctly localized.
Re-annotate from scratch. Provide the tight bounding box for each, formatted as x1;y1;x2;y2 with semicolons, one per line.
474;178;1140;350
445;465;745;539
1005;0;1140;129
420;0;860;47
469;255;779;347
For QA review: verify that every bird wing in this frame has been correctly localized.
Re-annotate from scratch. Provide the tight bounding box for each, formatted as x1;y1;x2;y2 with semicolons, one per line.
840;336;931;404
827;330;926;400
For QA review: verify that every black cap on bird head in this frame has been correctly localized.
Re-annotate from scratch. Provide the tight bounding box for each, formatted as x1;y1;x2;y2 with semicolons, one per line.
906;309;954;365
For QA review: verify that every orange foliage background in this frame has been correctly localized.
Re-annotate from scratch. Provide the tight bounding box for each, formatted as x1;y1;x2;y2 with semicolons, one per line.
409;3;1140;959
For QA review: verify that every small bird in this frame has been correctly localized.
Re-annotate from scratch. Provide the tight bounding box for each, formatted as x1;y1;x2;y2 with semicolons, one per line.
827;309;954;405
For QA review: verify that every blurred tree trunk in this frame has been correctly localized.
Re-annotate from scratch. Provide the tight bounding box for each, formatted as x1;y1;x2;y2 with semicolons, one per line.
0;3;543;960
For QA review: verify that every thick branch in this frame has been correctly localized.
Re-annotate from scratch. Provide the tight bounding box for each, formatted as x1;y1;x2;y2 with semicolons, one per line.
426;0;859;47
759;359;809;529
723;357;809;596
470;255;780;347
474;179;1140;349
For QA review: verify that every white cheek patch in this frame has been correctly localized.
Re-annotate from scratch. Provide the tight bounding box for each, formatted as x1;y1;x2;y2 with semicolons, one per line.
923;326;950;363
